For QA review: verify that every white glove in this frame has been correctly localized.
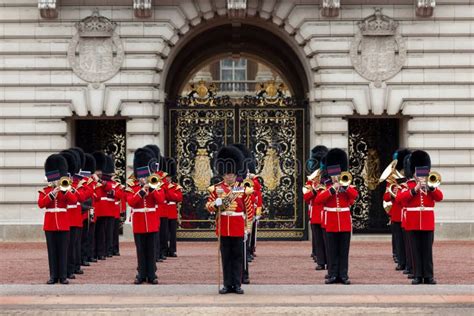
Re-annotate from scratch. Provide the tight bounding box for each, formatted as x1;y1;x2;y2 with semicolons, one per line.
215;198;222;207
255;215;261;221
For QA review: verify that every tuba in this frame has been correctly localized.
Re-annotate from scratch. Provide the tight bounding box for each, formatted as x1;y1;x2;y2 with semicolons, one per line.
58;176;72;191
379;160;403;198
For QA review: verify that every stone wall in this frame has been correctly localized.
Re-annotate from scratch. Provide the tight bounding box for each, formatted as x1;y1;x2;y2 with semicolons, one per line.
0;0;472;240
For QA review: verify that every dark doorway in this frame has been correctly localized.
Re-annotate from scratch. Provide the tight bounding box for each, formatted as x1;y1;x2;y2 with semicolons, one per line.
348;118;399;233
74;119;127;184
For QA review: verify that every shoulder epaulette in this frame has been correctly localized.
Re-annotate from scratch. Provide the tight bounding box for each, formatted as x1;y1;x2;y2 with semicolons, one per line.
38;189;46;194
87;177;94;185
126;179;135;187
125;187;135;193
208;185;215;193
168;183;175;189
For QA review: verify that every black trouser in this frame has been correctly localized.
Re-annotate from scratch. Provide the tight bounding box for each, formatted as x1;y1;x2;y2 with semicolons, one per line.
250;219;257;255
81;218;89;263
242;237;249;282
159;217;169;256
391;223;396;257
155;230;161;259
311;223;317;256
45;231;69;280
392;222;406;267
67;227;81;275
411;230;434;279
220;236;244;288
89;222;96;259
322;228;330;269
113;218;120;254
134;232;157;281
326;231;351;279
96;216;115;257
167;219;177;254
403;228;413;273
312;223;327;266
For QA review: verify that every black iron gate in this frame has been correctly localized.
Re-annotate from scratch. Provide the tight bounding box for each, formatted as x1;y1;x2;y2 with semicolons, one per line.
167;94;307;240
348;118;399;233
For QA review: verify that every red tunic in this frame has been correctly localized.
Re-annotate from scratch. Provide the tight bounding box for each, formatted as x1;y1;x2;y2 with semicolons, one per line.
206;181;253;237
314;184;358;233
94;180;123;218
396;180;443;231
252;177;263;217
303;181;325;225
38;186;78;231
126;181;166;234
79;177;96;221
383;182;407;223
165;182;183;219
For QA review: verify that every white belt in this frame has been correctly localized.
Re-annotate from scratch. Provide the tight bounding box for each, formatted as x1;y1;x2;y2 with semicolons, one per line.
100;197;115;202
168;202;176;205
220;211;245;217
66;205;77;209
115;201;120;205
132;208;156;213
45;208;67;213
324;207;350;212
406;207;434;211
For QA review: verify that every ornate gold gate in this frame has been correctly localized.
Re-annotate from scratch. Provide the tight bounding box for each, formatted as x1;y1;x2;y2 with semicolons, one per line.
166;85;307;240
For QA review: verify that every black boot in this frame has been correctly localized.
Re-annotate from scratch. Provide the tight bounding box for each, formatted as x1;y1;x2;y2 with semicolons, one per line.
59;278;69;284
424;277;437;285
395;265;405;271
411;277;422;285
46;278;57;285
219;287;231;294
325;276;338;284
234;286;244;294
315;264;325;271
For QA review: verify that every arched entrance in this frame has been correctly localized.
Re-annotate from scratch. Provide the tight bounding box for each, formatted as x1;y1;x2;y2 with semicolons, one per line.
163;19;311;240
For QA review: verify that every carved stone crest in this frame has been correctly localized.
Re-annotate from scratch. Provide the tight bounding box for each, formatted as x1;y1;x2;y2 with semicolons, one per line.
350;9;406;87
68;9;124;84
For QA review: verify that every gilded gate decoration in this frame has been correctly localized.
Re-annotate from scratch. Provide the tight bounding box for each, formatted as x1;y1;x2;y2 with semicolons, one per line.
348;118;399;232
167;85;307;240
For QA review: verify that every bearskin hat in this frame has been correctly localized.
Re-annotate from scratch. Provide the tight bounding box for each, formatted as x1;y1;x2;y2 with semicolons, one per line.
403;154;412;179
214;146;245;176
394;149;411;171
410;150;431;176
103;155;115;175
70;147;85;170
60;150;78;175
144;144;160;159
164;157;177;177
92;151;107;172
307;145;329;173
325;148;348;173
230;143;256;175
133;148;154;178
44;154;68;181
84;153;96;173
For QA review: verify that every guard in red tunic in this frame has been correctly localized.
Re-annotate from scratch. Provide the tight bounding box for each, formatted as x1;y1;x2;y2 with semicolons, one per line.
396;150;443;285
206;146;253;294
382;149;411;272
314;148;358;285
162;157;183;257
126;148;165;284
39;154;77;284
400;154;415;279
304;145;329;270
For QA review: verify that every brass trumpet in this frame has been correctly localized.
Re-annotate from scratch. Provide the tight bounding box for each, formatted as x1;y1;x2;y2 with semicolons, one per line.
242;178;254;188
427;171;441;188
147;174;162;189
58;176;72;192
339;171;352;186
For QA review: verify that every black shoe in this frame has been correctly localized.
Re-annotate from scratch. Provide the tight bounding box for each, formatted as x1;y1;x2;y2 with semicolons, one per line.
81;261;90;267
74;269;84;275
407;274;415;279
311;253;315;258
340;278;351;285
98;256;106;260
89;258;97;263
67;274;75;279
219;287;231;294
168;252;177;257
242;278;250;284
157;258;163;262
424;277;437;285
59;278;69;284
134;278;144;285
46;278;57;285
148;278;159;285
325;277;338;284
315;264;325;271
324;274;330;279
113;252;120;256
234;286;244;294
403;269;410;275
106;254;113;258
412;277;422;285
395;265;405;271
160;255;167;260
